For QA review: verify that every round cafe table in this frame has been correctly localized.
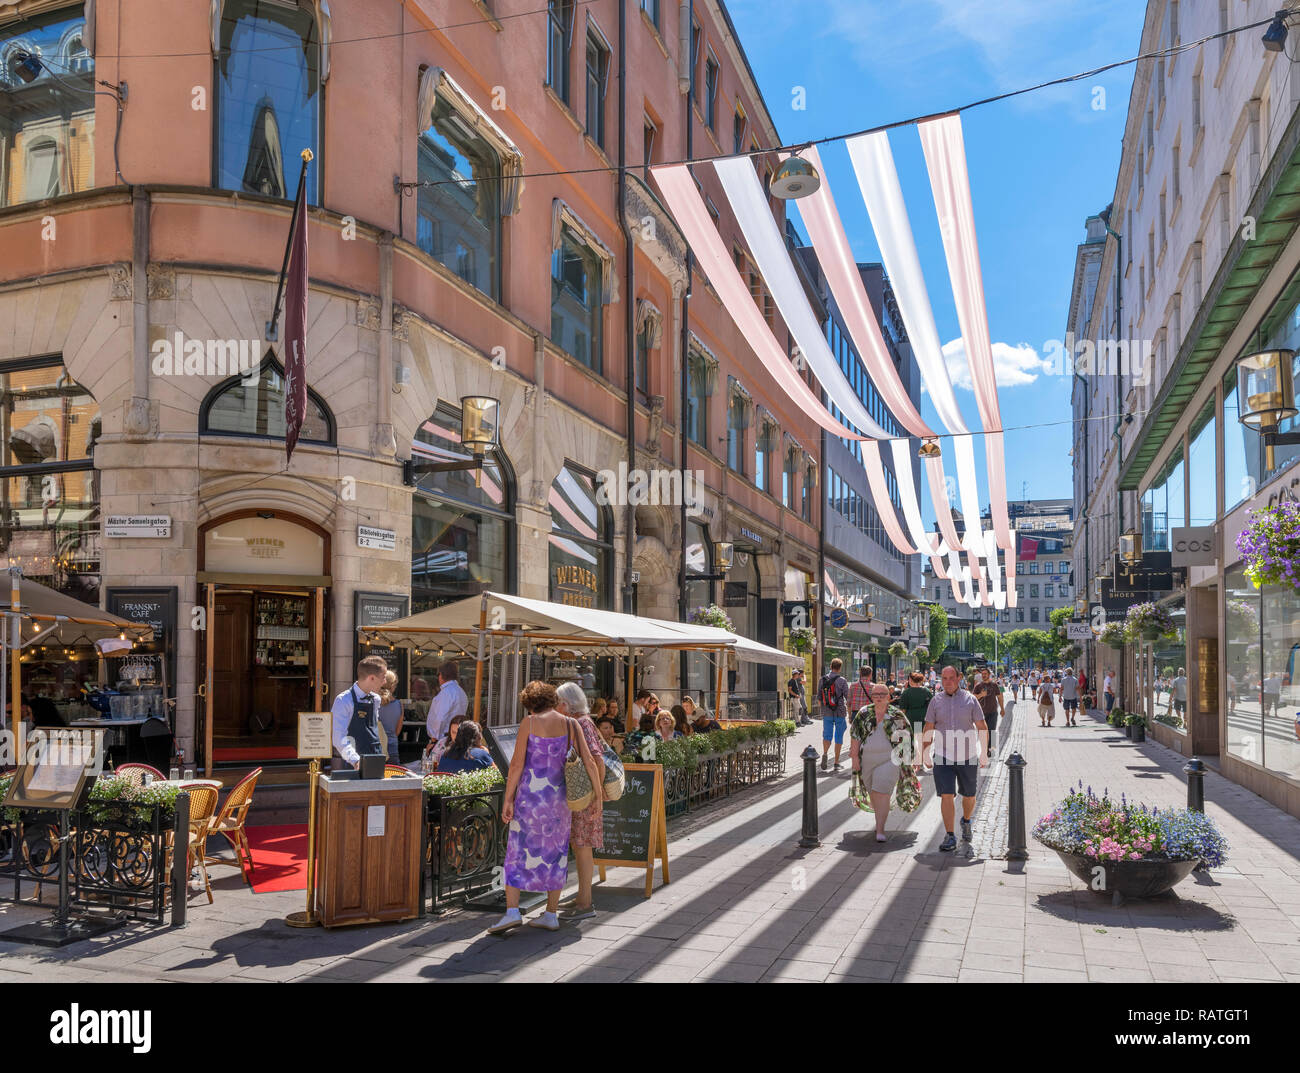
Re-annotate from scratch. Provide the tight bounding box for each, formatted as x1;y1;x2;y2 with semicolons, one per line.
149;779;223;791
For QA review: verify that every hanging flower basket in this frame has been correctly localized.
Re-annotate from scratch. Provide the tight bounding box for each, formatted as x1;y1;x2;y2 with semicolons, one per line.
1124;601;1175;643
888;641;908;659
912;645;929;667
689;604;735;632
1060;643;1083;662
1236;500;1300;594
1098;622;1129;648
1226;598;1259;637
788;625;816;654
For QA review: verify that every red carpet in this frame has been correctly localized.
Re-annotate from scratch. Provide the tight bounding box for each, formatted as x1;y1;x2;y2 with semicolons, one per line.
244;824;309;894
214;746;298;763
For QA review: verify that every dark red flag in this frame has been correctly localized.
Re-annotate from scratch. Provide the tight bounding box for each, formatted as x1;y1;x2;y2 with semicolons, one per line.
282;177;309;464
1018;536;1039;561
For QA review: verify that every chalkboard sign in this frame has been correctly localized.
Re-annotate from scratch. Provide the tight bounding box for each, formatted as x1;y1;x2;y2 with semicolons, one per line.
354;591;409;695
105;587;177;696
594;763;669;897
723;581;748;607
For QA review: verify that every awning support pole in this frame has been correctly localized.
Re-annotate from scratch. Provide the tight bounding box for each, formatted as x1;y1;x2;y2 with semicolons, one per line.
626;644;635;722
472;593;487;724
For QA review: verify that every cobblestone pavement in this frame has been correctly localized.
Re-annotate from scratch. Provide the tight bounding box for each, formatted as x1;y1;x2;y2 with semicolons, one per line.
1;695;1298;983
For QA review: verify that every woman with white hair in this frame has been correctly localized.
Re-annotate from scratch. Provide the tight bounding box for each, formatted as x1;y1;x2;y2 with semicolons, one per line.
554;681;606;922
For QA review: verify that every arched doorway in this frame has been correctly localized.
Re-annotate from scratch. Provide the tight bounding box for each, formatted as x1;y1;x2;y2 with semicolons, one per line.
198;510;331;771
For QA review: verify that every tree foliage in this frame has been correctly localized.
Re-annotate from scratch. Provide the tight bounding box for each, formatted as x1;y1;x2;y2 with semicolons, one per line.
925;603;948;658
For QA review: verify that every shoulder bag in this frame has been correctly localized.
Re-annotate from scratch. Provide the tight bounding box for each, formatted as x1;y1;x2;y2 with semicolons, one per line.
564;717;595;812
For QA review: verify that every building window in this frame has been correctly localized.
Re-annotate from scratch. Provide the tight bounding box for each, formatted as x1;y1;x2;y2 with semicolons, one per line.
216;0;322;203
1030;584;1039;599
733;103;747;154
686;349;713;448
643;114;659;177
1030;607;1039;623
802;461;814;522
411;403;514;612
1044;584;1054;598
1;7;94;207
634;326;651;398
1141;448;1185;554
0;358;100;601
584;29;609;150
689;17;701;102
1016;608;1024;623
783;448;796;508
200;354;335;444
726;379;749;476
551;224;604;372
417;95;503;299
546;0;574;104
639;0;659;29
755;420;774;494
549;463;613;609
704;52;719;132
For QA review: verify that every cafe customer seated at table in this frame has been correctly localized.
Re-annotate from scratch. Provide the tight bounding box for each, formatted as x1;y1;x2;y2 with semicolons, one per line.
436;721;495;774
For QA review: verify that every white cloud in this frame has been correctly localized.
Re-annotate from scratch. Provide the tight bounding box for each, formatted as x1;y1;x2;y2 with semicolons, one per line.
941;338;1048;389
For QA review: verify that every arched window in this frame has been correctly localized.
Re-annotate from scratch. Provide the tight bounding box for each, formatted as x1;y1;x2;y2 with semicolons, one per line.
410;403;514;612
215;0;324;202
200;354;335;443
548;463;612;609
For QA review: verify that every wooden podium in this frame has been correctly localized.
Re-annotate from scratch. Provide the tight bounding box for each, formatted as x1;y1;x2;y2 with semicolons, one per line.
314;773;423;927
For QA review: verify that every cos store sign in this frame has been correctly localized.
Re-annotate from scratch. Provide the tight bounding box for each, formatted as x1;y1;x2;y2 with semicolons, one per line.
1169;526;1216;567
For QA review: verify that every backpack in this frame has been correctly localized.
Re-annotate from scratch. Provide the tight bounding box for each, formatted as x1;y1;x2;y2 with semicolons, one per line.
819;674;843;710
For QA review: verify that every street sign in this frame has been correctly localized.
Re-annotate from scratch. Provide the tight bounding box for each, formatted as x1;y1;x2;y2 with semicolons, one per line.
105;514;171;538
1065;622;1093;640
357;525;396;551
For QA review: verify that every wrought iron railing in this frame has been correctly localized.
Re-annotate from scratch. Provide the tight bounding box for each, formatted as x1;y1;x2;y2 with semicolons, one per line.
425;789;507;912
725;693;783;722
0;805;171;924
661;735;789;816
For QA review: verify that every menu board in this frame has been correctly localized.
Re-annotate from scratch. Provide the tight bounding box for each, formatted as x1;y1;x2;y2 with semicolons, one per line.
594;764;668;897
354;591;410;695
482;723;519;773
105;587;177;692
298;711;333;759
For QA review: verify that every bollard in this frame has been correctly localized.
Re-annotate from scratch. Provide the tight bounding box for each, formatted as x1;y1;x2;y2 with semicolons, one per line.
171;790;189;928
798;745;821;848
1005;753;1029;861
1184;758;1205;812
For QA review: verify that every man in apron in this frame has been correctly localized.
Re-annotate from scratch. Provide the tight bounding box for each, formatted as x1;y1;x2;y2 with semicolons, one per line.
331;655;388;768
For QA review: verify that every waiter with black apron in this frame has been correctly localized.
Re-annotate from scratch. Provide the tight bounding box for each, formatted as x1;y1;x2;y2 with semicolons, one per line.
330;655;389;768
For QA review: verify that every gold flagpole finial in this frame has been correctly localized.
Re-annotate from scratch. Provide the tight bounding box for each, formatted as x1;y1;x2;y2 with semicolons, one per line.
301;148;314;163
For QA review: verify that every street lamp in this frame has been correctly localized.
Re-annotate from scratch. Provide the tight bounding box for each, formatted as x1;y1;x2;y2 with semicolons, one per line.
402;394;501;486
1119;528;1143;567
917;438;941;459
770;152;821;200
1235;348;1299;471
1263;10;1289;52
692;541;734;582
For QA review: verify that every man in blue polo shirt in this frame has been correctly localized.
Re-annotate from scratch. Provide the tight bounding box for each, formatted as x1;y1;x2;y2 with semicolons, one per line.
922;665;988;851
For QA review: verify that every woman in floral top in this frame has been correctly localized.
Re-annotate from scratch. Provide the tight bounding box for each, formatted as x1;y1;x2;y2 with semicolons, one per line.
850;683;920;843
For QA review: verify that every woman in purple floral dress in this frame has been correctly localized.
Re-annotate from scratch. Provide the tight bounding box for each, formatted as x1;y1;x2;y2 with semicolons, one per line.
489;681;599;935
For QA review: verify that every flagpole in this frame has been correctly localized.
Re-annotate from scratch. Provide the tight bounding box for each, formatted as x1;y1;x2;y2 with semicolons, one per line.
265;149;314;342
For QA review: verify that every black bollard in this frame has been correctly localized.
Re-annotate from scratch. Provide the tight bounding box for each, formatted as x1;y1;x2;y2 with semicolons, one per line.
798;745;821;848
1005;752;1029;860
1184;758;1205;812
171;790;190;928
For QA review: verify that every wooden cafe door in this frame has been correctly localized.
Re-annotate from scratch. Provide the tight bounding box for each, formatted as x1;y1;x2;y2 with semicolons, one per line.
197;512;332;775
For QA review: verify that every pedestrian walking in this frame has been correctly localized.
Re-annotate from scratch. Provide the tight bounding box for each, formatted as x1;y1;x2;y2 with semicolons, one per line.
1103;667;1116;713
921;666;988;851
490;681;600;936
1036;676;1056;727
817;657;850;772
973;667;1005;760
1173;667;1191;719
850;683;918;843
1059;668;1080;726
788;668;811;726
897;671;933;751
847;663;873;716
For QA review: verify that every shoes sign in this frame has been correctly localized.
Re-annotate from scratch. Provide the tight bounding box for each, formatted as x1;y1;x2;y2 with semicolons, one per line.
1170;525;1216;567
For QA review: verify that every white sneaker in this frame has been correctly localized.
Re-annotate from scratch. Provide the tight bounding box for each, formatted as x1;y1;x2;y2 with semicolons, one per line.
527;911;560;931
487;909;523;935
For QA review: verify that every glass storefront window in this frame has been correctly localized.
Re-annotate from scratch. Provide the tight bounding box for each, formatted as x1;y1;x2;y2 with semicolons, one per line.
1261;579;1300;782
1;7;95;207
410;405;513;612
216;0;322;203
1223;371;1259;515
548;463;612;609
0;361;99;601
1188;401;1216;527
1148;596;1186;726
1225;565;1263;766
684;520;713;695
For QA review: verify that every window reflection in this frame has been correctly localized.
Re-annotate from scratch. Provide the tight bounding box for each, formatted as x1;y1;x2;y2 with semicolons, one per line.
216;0;321;203
0;8;95;207
202;357;332;442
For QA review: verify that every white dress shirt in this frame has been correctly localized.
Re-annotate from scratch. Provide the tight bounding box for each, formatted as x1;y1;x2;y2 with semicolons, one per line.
426;678;469;739
331;682;381;766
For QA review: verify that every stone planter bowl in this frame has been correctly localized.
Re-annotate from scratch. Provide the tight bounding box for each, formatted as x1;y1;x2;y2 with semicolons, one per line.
1051;848;1199;905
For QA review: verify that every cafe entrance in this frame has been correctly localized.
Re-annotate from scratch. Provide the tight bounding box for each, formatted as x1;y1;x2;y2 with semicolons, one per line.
197;511;332;773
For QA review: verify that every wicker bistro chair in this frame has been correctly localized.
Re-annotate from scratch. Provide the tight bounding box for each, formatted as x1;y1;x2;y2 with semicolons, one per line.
203;767;261;883
114;763;165;788
384;764;414;778
163;786;219;905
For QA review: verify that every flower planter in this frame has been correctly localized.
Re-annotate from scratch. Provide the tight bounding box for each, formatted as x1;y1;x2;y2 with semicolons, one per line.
1124;723;1132;738
1051;848;1199;904
1131;724;1146;743
1140;627;1163;642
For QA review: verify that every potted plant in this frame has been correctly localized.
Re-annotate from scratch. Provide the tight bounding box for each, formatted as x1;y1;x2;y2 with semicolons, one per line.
1108;706;1127;730
1125;711;1148;742
888;641;908;663
689;604;735;632
1124;601;1176;642
912;645;929;668
1236;499;1300;594
1033;782;1228;904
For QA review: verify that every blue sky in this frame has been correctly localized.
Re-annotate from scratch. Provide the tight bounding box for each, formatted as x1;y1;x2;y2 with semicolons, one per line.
726;0;1147;521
